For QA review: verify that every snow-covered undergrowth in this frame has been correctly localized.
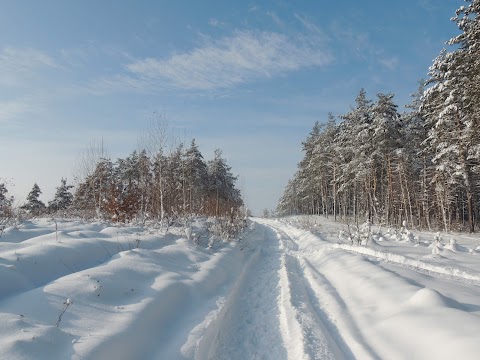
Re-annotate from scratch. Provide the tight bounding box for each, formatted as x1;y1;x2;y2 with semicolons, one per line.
280;215;480;279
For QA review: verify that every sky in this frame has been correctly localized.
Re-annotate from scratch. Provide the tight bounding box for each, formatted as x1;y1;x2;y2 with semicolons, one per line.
0;0;461;215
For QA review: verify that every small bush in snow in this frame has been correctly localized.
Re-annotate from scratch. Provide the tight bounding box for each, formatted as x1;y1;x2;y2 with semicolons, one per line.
431;243;442;255
359;221;372;246
185;226;192;240
398;221;416;243
55;298;73;327
373;228;386;242
342;221;372;246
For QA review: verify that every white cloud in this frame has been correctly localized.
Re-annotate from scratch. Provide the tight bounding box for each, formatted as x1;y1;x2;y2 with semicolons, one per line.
294;14;326;38
0;100;28;122
0;97;43;123
331;22;401;71
418;0;439;12
0;47;59;86
266;11;284;27
379;56;399;71
125;30;332;90
0;46;57;69
208;18;224;28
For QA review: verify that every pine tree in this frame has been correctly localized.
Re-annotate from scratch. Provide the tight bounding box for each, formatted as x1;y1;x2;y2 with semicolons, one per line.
72;138;243;222
137;149;152;222
184;139;208;214
370;93;403;224
401;82;430;229
296;121;322;215
421;1;480;232
207;149;242;216
0;183;14;225
74;157;115;218
21;183;46;216
335;89;373;221
48;178;74;213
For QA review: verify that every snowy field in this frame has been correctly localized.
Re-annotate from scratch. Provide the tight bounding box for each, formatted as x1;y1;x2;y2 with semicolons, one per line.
1;217;480;359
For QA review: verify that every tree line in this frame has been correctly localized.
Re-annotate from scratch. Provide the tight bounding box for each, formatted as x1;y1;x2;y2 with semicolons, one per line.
74;140;243;222
1;138;243;225
277;0;480;232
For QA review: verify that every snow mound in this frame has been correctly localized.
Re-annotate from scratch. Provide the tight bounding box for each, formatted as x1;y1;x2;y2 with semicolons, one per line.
443;239;470;253
0;226;53;243
431;243;442;255
407;288;447;308
100;226;143;236
2;226;21;237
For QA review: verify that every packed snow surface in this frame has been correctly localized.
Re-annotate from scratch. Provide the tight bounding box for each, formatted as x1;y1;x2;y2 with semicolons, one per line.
1;217;480;359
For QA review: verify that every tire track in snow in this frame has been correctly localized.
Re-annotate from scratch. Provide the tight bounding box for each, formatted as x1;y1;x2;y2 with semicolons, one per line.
278;253;341;359
269;226;344;360
300;257;380;360
266;222;379;360
196;226;287;360
266;225;347;360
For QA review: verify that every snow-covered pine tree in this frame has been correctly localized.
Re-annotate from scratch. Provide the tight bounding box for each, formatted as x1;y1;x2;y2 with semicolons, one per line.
136;149;152;222
316;113;339;219
422;0;480;232
277;114;339;217
335;88;373;222
21;183;46;216
308;114;338;217
163;143;185;216
207;149;242;217
73;157;115;218
115;150;151;222
0;183;14;226
48;178;74;214
403;81;432;230
297;121;322;215
370;92;403;224
277;178;301;216
184;139;209;215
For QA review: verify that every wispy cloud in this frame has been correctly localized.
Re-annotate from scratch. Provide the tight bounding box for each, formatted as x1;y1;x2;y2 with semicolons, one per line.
331;22;400;71
0;46;59;86
125;29;332;90
331;22;373;60
418;0;439;12
295;14;326;37
266;11;284;27
86;74;152;95
0;99;29;122
0;46;58;70
208;18;224;28
0;97;43;123
379;56;399;71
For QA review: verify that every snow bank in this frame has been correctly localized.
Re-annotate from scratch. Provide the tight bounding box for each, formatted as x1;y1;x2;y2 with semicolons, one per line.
332;243;480;282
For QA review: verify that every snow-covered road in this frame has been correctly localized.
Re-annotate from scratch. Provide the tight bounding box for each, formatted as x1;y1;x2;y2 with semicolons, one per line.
197;223;342;360
1;217;480;359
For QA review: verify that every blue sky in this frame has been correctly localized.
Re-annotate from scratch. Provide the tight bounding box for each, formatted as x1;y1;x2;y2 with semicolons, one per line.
0;0;460;214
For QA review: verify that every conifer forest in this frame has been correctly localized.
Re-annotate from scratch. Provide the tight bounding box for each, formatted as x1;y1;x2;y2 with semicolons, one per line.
278;2;480;233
